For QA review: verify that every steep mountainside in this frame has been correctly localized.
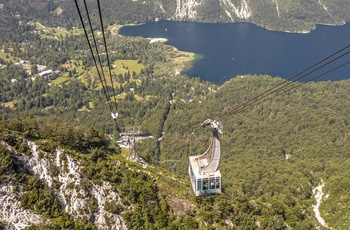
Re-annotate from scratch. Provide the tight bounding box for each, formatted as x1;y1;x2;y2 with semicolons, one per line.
2;75;350;229
167;0;350;31
0;0;349;32
160;75;350;229
0;121;194;229
1;140;125;229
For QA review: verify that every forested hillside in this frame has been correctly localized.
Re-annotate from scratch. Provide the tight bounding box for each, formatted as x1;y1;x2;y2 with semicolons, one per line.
160;75;350;229
2;75;350;229
1;0;350;32
0;117;194;229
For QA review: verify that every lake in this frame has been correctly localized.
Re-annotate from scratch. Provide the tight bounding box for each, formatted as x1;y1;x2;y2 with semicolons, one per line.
119;21;350;85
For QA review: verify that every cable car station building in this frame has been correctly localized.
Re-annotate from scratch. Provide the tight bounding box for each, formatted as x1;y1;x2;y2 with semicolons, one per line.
189;119;222;196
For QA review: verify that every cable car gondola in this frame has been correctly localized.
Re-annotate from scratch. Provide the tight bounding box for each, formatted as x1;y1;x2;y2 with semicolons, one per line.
189;119;222;196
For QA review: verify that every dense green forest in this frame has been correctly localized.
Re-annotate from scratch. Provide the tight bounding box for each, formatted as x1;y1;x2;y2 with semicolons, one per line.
1;2;350;229
2;76;350;229
160;75;350;229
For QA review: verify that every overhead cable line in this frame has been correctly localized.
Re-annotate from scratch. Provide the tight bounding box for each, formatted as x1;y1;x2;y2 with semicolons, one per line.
230;59;350;116
81;0;111;97
96;0;119;113
218;44;350;120
227;48;350;116
267;60;350;102
225;44;350;115
74;0;118;123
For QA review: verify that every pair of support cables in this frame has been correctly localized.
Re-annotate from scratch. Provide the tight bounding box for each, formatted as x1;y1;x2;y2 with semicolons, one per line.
73;0;119;123
219;44;350;120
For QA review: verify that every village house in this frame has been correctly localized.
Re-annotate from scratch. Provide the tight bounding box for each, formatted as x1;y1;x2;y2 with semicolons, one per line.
39;69;53;77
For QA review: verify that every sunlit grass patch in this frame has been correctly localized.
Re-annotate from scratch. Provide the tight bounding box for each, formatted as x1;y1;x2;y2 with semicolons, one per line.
134;94;143;101
4;101;15;108
121;148;130;157
112;66;127;76
113;93;126;101
0;50;16;62
34;22;84;40
114;59;144;74
144;95;154;100
80;105;87;111
51;76;70;84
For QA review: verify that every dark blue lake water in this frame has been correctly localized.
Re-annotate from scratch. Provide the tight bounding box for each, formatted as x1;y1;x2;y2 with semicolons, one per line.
119;21;350;85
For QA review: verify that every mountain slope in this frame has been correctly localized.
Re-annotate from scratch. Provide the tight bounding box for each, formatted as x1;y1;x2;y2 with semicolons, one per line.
160;75;350;229
2;75;350;229
1;0;349;32
0;119;193;229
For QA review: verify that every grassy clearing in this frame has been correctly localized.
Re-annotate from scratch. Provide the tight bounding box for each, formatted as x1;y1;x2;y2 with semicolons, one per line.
51;76;70;84
50;59;145;102
79;101;94;111
114;60;144;74
112;66;127;76
78;59;143;90
0;50;17;63
51;60;84;85
111;91;149;102
134;94;143;101
62;60;85;75
34;22;84;40
4;101;15;108
113;93;126;101
71;61;84;74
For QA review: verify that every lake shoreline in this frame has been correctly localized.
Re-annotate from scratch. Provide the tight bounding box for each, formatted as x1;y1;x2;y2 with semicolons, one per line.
119;21;350;85
116;24;197;77
118;20;349;34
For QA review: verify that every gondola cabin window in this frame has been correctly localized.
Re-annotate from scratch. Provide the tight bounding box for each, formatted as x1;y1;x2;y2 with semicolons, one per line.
189;158;222;196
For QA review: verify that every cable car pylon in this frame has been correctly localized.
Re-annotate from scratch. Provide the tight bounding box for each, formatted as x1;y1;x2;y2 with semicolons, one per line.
188;119;222;196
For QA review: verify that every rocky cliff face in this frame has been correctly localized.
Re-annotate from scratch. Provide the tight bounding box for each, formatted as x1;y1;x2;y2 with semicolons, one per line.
172;0;252;20
0;184;42;229
155;0;350;31
0;140;126;230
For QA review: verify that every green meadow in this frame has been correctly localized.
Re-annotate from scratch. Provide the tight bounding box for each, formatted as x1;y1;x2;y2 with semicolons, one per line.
113;59;144;74
0;50;17;63
34;22;84;40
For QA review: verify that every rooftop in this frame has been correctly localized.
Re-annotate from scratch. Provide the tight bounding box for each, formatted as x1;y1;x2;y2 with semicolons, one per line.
189;155;221;179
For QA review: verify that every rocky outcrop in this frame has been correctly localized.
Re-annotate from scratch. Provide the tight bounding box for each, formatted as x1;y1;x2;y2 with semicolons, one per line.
0;140;127;229
221;0;252;20
163;0;350;32
173;0;202;19
318;0;328;11
0;184;42;230
272;0;280;17
172;0;252;20
313;179;331;229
